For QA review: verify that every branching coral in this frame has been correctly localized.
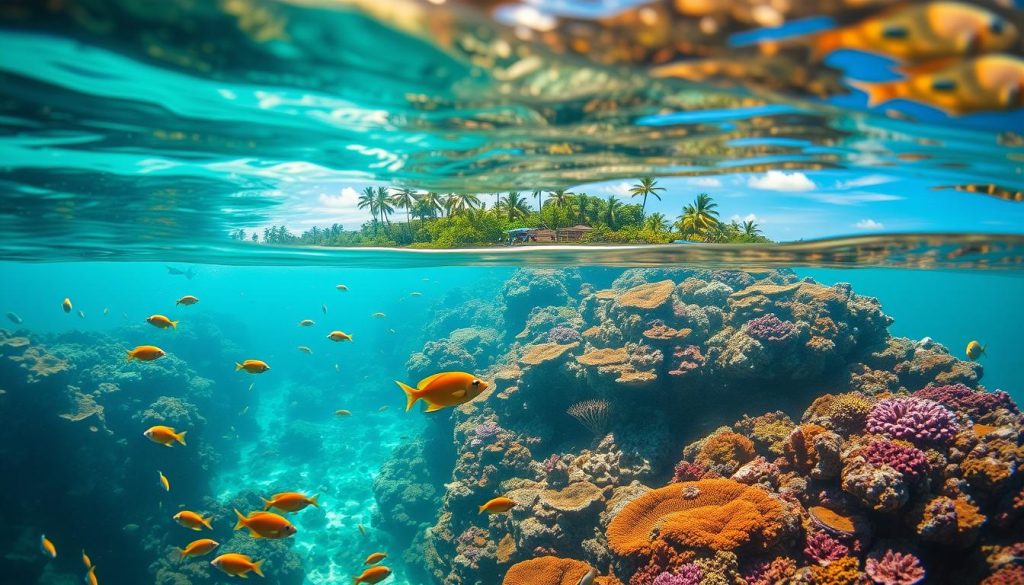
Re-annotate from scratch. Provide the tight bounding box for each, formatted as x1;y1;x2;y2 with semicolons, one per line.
744;313;797;343
805;531;850;565
866;397;959;445
913;384;1019;420
861;441;929;484
865;550;925;585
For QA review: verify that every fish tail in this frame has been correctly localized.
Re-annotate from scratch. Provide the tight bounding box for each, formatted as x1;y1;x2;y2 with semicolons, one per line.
176;431;187;446
234;508;248;531
201;515;212;530
177;547;186;561
252;560;264;578
309;494;319;508
235;362;244;371
397;381;419;412
126;351;134;362
261;497;273;511
170;320;178;328
850;79;903;108
478;504;487;514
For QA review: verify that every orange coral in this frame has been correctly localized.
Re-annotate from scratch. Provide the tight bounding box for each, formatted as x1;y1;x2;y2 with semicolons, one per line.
808;506;858;536
578;348;629;367
808;556;863;584
783;424;828;473
502;556;592;585
695;432;756;473
496;534;516;564
519;342;577;366
615;280;675;310
606;479;783;556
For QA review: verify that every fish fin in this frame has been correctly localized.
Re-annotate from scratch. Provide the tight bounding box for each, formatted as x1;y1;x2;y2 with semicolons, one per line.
171;320;178;328
309;494;319;508
234;509;248;531
261;497;273;511
252;560;264;578
424;402;446;413
397;381;419;412
239;572;249;579
849;79;902;108
126;352;134;362
235;363;244;371
201;516;212;530
416;372;446;390
249;530;263;539
451;389;466;398
176;431;187;446
178;548;186;561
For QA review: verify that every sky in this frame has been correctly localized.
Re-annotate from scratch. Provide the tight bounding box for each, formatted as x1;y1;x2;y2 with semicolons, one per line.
269;167;1024;243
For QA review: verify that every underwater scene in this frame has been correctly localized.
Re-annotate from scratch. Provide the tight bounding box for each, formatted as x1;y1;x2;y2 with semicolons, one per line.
3;1;1024;585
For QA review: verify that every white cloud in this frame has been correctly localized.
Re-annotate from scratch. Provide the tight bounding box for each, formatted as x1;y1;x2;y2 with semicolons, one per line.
730;213;760;224
692;177;722;187
854;218;884;230
810;192;903;205
318;186;361;209
748;171;816;192
834;174;894;190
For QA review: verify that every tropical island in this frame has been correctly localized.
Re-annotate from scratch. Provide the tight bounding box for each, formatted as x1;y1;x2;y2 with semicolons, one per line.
231;178;771;248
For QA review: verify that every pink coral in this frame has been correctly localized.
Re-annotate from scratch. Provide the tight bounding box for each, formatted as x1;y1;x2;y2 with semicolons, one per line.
805;530;850;565
866;397;959;444
667;345;704;377
862;441;929;484
651;565;702;585
913;384;1019;418
744;313;797;342
865;550;925;585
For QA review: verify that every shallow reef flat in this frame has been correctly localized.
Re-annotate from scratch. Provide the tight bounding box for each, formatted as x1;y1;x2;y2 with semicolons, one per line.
375;268;1021;585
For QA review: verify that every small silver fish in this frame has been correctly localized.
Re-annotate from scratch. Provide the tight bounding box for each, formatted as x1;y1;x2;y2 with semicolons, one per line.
322;304;327;315
77;310;85;318
248;382;255;392
577;567;599;585
5;312;22;324
103;308;109;315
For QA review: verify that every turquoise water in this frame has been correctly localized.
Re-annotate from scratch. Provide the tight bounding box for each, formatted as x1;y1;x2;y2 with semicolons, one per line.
3;1;1024;585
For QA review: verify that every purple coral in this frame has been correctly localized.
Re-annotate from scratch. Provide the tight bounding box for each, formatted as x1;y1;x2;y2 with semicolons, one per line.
548;326;582;344
913;384;1019;418
865;550;925;585
672;460;714;482
805;530;850;565
745;313;797;342
863;440;929;484
469;420;502;447
866;397;959;444
668;345;704;377
652;564;702;585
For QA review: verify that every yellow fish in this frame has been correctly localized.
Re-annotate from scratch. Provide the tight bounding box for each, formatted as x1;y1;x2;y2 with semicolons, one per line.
299;319;315;327
127;345;166;362
298;345;313;354
396;372;488;413
62;298;72;313
853;54;1024;115
144;425;187;447
175;295;199;306
179;538;219;560
40;534;56;558
211;553;264;578
809;2;1018;62
81;549;92;569
261;492;319;513
354;566;391;584
364;552;387;565
478;497;516;514
158;471;170;492
147;315;178;329
966;340;986;360
327;331;353;342
233;509;297;539
236;359;270;374
85;566;98;585
173;510;213;531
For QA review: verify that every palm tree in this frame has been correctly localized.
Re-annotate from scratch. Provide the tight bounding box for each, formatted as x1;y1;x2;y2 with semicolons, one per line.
391;187;417;224
358;186;377;228
548;189;571;209
420;192;444;218
629;176;665;216
375;187;394;226
645;212;670;233
742;219;762;238
496;191;531;221
676;193;720;240
604;196;623;229
568;194;591;225
532;190;545;211
448;192;481;216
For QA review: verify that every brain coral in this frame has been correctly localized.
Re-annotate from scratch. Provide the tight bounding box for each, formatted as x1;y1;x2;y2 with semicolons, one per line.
866;397;959;444
502;556;592;585
606;479;783;556
694;432;756;475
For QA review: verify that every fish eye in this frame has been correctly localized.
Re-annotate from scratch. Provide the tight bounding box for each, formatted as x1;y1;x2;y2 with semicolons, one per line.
931;79;957;92
471;379;481;386
990;19;1005;34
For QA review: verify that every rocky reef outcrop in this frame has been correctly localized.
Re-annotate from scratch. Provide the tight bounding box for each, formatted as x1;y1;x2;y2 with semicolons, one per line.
374;268;1014;585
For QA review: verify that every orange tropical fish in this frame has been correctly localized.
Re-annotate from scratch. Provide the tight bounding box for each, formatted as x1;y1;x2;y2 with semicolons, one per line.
233;509;297;539
62;298;72;313
175;295;199;306
81;549;92;569
173;510;212;531
40;534;56;558
85;566;98;585
146;315;178;329
327;331;353;342
364;552;387;565
235;359;270;374
354;566;392;584
127;345;166;362
144;425;187;447
478;497;516;515
211;553;264;578
179;538;219;560
396;372;488;413
158;471;170;492
261;492;319;513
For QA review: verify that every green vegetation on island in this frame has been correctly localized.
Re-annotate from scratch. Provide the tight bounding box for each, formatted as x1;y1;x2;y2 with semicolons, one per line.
231;179;771;248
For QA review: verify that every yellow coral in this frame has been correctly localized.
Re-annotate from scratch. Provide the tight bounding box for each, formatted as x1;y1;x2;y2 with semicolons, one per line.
694;432;756;472
578;348;629;367
606;479;783;556
808;556;863;585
